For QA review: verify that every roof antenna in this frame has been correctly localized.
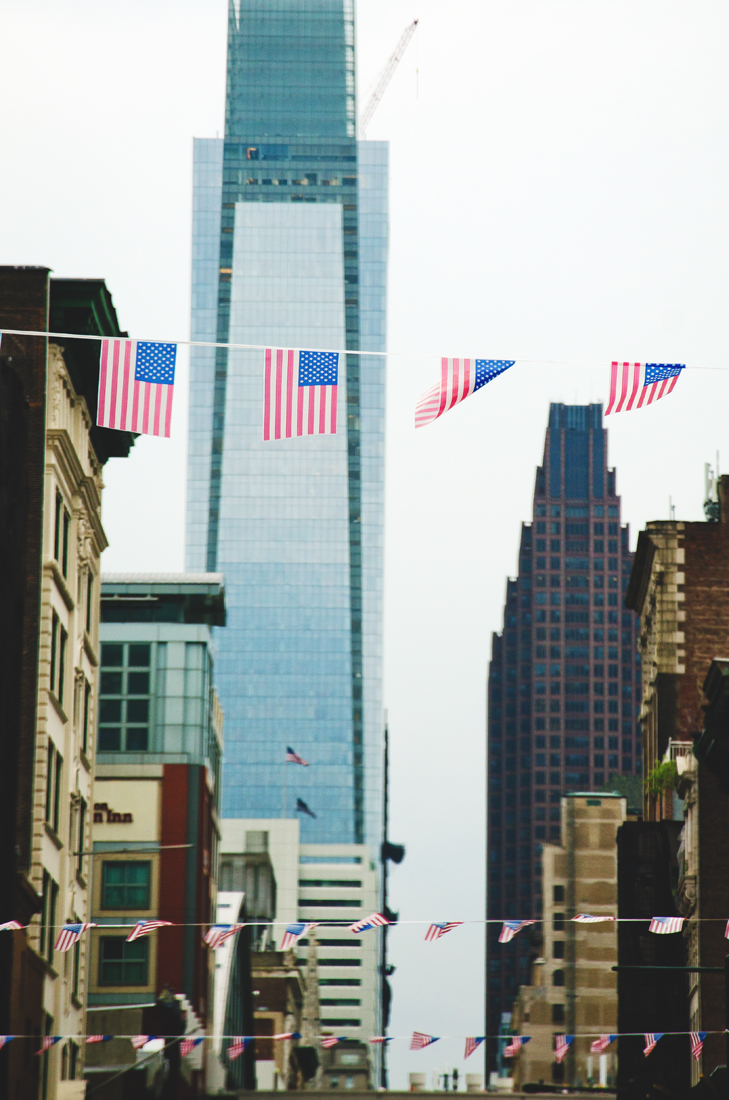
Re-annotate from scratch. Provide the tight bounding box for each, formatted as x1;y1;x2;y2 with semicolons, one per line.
704;459;719;522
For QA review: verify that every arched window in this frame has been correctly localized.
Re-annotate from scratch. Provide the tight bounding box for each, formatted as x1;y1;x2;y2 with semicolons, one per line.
552;969;565;987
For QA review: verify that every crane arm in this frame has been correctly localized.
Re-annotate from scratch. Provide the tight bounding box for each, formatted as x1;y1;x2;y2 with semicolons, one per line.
358;19;418;137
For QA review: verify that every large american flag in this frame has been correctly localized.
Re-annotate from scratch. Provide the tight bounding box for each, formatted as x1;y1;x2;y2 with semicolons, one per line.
205;924;244;949
590;1035;616;1053
410;1032;439;1050
643;1033;663;1056
414;358;514;429
424;921;463;941
349;913;389;934
605;362;684;415
554;1035;573;1063
465;1036;485;1059
97;339;177;437
126;920;173;941
263;349;339;440
649;916;684;934
690;1032;707;1061
503;1036;530;1058
573;914;616;924
228;1037;252;1060
54;922;95;952
498;919;536;943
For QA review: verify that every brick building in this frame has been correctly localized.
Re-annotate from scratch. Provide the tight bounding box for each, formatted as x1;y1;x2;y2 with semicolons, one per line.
625;485;729;1085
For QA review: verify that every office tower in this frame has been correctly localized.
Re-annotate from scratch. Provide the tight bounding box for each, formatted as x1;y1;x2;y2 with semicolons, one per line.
485;404;640;1070
186;0;387;850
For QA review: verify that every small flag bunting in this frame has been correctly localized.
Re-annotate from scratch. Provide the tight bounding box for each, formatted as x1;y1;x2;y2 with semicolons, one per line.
320;1036;339;1048
36;1036;62;1055
503;1036;530;1058
573;914;616;924
228;1037;252;1060
131;1035;151;1050
126;920;174;941
205;924;244;949
690;1032;707;1061
498;920;536;943
725;919;729;940
415;359;515;429
263;348;339;440
349;913;389;934
465;1036;485;1059
555;1035;574;1063
369;1037;393;1044
590;1035;617;1053
181;1037;205;1057
273;1032;302;1041
97;339;177;438
649;916;684;935
410;1032;439;1050
425;922;463;941
54;923;96;952
286;746;309;766
281;923;317;949
85;1036;112;1044
0;921;24;931
605;362;684;416
0;1037;14;1050
643;1034;663;1056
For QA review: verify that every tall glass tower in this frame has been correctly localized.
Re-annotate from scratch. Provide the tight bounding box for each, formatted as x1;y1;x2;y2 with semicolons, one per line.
186;0;387;848
485;405;640;1068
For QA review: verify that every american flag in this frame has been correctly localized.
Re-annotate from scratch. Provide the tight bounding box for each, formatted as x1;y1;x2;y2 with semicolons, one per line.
605;362;684;415
0;1037;14;1051
131;1035;151;1050
273;1032;302;1041
181;1037;204;1057
649;916;684;934
349;913;389;934
369;1037;393;1044
424;921;463;941
281;923;316;949
410;1032;439;1050
36;1036;61;1055
724;919;729;940
296;797;316;819
85;1036;112;1044
126;920;173;941
0;921;24;931
590;1035;616;1053
573;914;616;924
554;1035;574;1063
54;922;95;952
503;1036;530;1058
263;348;339;440
320;1036;339;1048
690;1032;707;1061
414;359;514;429
228;1037;252;1060
286;746;309;766
643;1033;663;1056
498;920;536;943
205;924;244;949
97;339;177;437
465;1036;485;1059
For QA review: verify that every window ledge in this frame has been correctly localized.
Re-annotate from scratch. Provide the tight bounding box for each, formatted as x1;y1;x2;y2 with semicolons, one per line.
76;872;87;891
45;559;75;611
84;632;99;668
71;993;83;1010
44;821;63;850
79;749;91;773
47;689;68;724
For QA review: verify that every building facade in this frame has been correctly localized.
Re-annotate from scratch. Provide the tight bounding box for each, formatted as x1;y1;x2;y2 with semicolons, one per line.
186;0;388;850
510;793;625;1090
486;404;640;1066
84;574;225;1090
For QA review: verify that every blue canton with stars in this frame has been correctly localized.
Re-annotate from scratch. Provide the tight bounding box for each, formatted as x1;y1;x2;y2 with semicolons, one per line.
298;350;339;387
644;363;684;385
473;360;515;392
134;341;177;385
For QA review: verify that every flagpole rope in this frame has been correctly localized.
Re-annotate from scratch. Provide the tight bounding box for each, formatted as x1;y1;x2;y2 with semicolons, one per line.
0;329;723;369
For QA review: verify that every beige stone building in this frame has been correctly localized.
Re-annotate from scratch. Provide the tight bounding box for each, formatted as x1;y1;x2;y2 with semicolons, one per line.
510;793;626;1090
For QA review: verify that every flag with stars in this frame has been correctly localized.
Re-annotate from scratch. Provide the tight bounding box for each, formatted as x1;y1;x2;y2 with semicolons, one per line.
263;348;339;440
369;1037;393;1044
605;362;684;415
228;1037;253;1060
349;913;389;934
181;1037;205;1057
36;1036;62;1055
320;1036;339;1048
54;923;96;952
425;922;463;941
498;920;536;943
131;1036;152;1050
410;1032;439;1050
281;922;317;950
643;1033;663;1057
554;1035;574;1063
690;1032;707;1061
85;1036;112;1044
465;1036;486;1059
0;1037;14;1051
503;1036;530;1058
286;746;309;766
590;1035;617;1053
649;916;684;934
0;921;24;931
205;924;244;949
97;339;177;437
414;358;514;429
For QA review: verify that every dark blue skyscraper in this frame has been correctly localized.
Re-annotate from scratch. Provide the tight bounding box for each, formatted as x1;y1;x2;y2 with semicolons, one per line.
485;405;640;1067
186;1;387;848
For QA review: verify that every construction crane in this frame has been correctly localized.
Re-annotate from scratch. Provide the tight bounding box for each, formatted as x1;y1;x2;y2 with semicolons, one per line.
358;19;418;138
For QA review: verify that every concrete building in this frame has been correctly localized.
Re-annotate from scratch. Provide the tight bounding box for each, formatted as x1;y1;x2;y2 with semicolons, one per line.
509;793;625;1089
486;404;639;1066
0;270;135;1099
84;574;225;1093
625;491;729;1087
220;820;380;1065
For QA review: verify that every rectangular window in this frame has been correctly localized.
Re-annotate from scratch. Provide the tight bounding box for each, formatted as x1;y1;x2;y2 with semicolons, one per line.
101;861;152;909
77;800;86;878
54;491;63;563
86;573;93;634
62;508;70;577
82;681;91;756
40;872;59;964
58;626;67;705
45;740;62;834
50;611;59;696
98;643;152;752
99;937;149;985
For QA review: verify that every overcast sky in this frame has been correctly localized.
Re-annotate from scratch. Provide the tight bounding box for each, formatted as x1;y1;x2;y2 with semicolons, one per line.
3;0;729;1087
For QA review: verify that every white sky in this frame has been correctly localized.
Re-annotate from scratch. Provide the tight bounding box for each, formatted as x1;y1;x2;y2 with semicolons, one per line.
2;0;729;1087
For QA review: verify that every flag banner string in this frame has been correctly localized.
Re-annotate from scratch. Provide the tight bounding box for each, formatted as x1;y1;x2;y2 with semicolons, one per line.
3;1029;727;1042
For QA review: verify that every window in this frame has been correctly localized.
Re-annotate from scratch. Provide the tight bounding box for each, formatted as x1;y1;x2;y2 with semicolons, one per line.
552;1004;565;1024
99;937;149;985
552;969;565;986
40;871;59;964
553;885;565;903
45;739;63;834
101;862;151;909
82;681;91;756
553;912;564;931
86;573;93;634
99;643;151;752
553;940;565;959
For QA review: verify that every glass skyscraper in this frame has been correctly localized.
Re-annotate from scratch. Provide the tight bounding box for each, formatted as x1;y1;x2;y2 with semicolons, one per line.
186;0;387;849
485;404;640;1067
